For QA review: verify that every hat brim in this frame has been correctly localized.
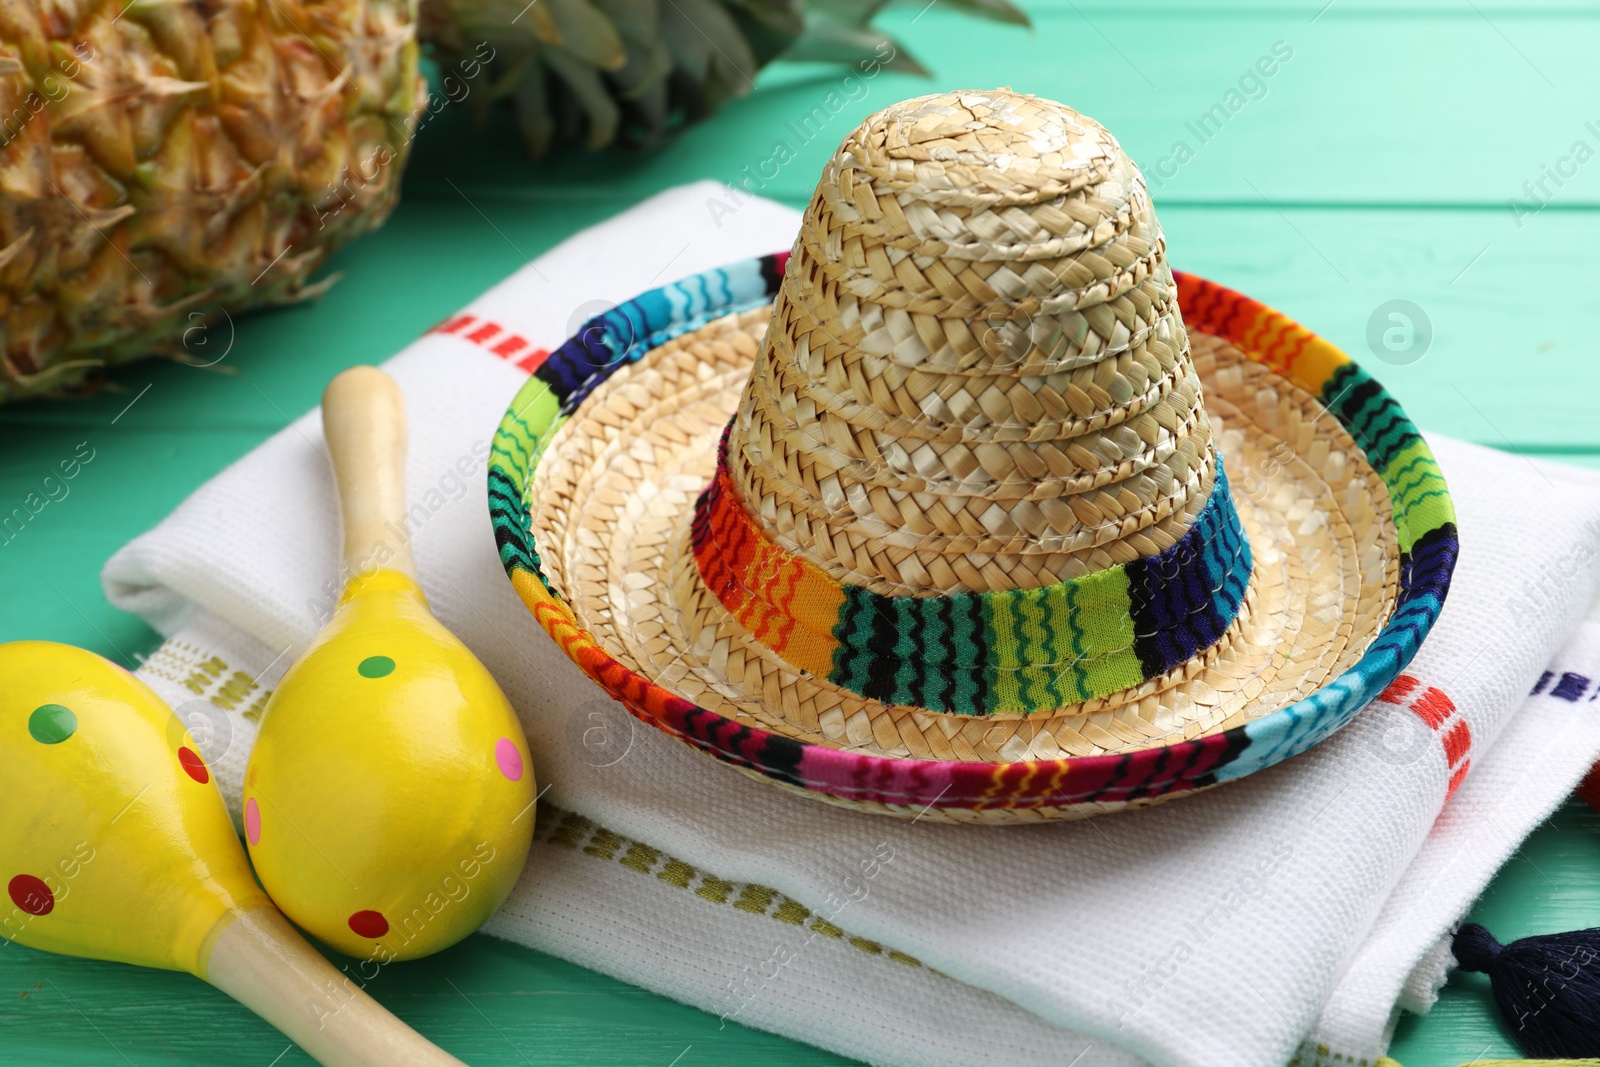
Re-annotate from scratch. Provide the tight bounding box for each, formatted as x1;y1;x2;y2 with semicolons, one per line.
491;260;1457;822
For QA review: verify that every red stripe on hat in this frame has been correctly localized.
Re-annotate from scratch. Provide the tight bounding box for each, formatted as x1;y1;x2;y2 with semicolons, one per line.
1446;760;1470;800
1410;687;1455;730
464;322;501;344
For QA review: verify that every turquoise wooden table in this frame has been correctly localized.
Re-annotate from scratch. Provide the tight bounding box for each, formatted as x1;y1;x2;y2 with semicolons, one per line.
4;1;1599;1063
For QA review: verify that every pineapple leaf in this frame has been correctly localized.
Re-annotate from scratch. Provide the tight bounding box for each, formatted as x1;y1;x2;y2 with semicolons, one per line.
545;46;624;147
609;37;676;97
661;0;760;91
498;0;565;48
658;6;715;86
935;0;1029;27
588;0;660;47
424;0;1029;158
719;0;806;39
512;55;557;156
544;0;629;70
782;22;928;76
624;68;674;143
490;53;538;98
798;0;892;31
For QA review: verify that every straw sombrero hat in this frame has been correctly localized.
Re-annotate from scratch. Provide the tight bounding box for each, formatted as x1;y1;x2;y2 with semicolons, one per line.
491;90;1458;823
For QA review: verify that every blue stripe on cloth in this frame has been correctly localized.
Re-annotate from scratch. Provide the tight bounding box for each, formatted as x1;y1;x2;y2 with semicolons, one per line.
1550;671;1593;702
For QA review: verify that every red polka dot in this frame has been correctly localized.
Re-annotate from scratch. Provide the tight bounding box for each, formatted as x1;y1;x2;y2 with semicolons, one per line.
179;747;209;784
348;910;389;939
8;875;53;917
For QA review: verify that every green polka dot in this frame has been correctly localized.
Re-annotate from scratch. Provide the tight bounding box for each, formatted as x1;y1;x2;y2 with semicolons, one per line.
358;656;395;679
28;704;77;744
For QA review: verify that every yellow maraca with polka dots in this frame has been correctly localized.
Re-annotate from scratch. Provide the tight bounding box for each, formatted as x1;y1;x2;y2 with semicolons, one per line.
0;641;468;1066
245;366;535;962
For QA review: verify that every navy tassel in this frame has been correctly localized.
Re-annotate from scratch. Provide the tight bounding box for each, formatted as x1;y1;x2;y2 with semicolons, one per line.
1452;922;1600;1056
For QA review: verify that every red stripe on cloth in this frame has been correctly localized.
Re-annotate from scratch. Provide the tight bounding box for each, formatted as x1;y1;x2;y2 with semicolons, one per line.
427;315;548;376
515;348;552;373
1378;674;1420;705
1410;687;1455;730
433;314;475;335
1446;760;1471;800
491;334;530;358
1441;719;1471;767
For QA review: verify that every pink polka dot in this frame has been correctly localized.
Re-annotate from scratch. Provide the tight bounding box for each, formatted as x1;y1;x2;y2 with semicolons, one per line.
495;738;523;782
245;798;261;847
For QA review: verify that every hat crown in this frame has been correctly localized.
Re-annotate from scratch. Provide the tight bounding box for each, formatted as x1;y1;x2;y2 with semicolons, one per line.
823;90;1132;237
725;89;1219;599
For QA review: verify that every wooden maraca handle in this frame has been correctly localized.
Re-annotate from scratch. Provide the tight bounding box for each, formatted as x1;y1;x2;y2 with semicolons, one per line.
206;907;466;1067
322;366;416;579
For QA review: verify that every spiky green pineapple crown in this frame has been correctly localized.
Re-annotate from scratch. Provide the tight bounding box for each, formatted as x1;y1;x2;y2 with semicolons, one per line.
419;0;1028;156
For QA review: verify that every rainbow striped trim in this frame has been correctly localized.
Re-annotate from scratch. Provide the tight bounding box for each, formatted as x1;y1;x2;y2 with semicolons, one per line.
690;424;1252;716
490;261;1457;813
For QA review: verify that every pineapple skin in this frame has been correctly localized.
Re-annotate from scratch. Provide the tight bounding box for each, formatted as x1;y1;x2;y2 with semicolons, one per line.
0;0;427;404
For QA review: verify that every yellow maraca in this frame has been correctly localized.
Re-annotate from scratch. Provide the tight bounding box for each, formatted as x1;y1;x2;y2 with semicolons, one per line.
245;366;535;962
0;641;467;1066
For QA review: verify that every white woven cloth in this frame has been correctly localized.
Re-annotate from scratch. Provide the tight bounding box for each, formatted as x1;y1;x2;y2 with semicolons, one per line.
103;183;1600;1067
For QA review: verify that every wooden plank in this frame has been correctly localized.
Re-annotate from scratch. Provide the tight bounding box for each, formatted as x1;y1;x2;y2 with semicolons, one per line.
6;200;1596;453
0;935;856;1065
2;3;1597;1065
0;424;239;654
0;802;1594;1067
1158;205;1600;452
1389;799;1600;1066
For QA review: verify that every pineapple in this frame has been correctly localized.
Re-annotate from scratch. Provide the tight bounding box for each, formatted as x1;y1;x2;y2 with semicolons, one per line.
419;0;1028;156
0;0;1022;403
0;0;424;404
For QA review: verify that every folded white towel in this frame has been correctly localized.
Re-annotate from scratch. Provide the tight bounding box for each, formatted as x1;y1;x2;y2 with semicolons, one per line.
103;182;1600;1067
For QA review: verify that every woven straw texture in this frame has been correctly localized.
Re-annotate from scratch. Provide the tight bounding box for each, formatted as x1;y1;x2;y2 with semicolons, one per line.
490;90;1459;821
492;260;1456;821
728;92;1204;602
531;312;1393;771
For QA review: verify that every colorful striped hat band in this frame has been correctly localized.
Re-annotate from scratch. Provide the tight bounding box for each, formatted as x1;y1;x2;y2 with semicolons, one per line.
690;423;1253;717
492;89;1457;822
